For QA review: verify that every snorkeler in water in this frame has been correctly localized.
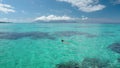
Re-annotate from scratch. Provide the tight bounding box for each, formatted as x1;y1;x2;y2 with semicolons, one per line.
61;40;64;43
61;39;69;44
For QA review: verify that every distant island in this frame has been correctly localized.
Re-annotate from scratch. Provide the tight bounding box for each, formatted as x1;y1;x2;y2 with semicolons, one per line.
34;20;78;23
0;21;12;23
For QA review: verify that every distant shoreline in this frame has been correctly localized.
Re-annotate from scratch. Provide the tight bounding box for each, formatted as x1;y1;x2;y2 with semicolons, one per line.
34;22;120;24
0;22;12;23
0;21;120;24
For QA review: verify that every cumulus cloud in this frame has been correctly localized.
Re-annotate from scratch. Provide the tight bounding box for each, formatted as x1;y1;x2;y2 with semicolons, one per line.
0;3;15;13
57;0;106;12
34;15;75;21
81;16;88;20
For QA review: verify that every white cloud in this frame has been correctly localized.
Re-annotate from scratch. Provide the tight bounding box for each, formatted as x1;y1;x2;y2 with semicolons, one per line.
57;0;106;12
81;16;88;20
0;3;15;13
34;15;75;21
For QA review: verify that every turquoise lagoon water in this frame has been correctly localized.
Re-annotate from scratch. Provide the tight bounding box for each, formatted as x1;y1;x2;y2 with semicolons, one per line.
0;23;120;68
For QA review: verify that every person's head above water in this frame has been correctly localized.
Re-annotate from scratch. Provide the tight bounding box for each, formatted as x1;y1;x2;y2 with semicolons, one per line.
61;40;64;42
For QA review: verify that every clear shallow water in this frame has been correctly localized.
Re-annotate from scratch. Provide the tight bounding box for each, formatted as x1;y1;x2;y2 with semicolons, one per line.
0;23;120;68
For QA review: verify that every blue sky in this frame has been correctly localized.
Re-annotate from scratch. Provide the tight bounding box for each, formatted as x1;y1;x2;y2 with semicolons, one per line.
0;0;120;23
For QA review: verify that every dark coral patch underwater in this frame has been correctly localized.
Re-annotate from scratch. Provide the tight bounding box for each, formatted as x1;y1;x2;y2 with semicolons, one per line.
0;31;98;40
53;31;97;38
56;61;80;68
0;32;56;40
107;43;120;54
55;58;120;68
81;58;110;68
